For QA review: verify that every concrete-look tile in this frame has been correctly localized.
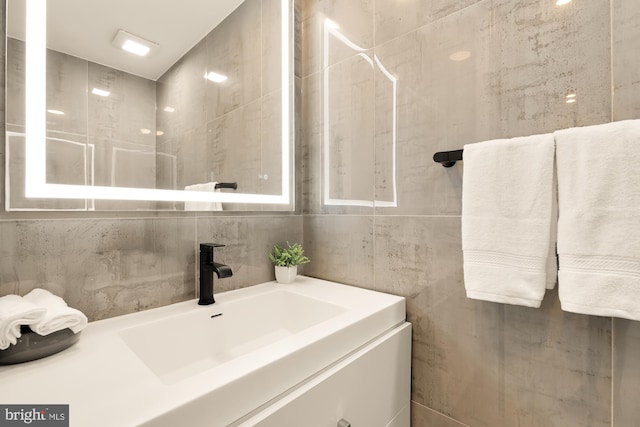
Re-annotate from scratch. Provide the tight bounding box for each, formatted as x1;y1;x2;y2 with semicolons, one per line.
175;125;209;192
87;63;156;146
302;215;373;288
0;218;196;321
262;0;284;95
294;0;303;79
301;62;374;215
260;89;284;197
373;46;464;215
196;215;303;293
613;319;640;425
373;216;504;425
205;0;262;121
156;38;208;136
501;294;612;427
374;216;612;426
45;48;88;135
325;52;375;206
411;402;469;427
88;136;157;211
206;102;262;203
90;137;156;190
373;216;463;299
0;2;5;123
301;73;323;214
5;37;25;128
374;0;482;46
374;0;610;215
5;130;88;211
301;0;373;77
612;0;640;120
0;125;6;212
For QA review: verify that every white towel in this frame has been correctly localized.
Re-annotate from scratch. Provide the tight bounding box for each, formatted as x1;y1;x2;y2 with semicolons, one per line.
555;119;640;320
462;134;557;307
23;289;88;335
0;295;47;349
184;182;223;211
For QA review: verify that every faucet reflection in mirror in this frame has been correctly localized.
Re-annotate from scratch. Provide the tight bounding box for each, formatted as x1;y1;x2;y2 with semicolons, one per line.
5;0;294;211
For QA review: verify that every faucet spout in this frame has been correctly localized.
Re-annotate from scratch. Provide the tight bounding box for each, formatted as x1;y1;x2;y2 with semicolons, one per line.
199;243;232;305
213;262;233;279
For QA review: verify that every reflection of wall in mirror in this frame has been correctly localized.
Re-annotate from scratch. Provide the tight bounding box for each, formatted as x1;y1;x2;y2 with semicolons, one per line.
5;37;158;210
156;0;284;206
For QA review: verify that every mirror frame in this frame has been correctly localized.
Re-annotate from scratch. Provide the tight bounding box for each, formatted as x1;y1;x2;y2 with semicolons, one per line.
22;0;293;206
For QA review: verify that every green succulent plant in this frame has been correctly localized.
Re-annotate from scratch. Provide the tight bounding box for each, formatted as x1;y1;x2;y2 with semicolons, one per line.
269;242;310;267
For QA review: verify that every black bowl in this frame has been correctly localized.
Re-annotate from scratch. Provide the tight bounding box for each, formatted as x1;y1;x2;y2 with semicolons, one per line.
0;326;81;365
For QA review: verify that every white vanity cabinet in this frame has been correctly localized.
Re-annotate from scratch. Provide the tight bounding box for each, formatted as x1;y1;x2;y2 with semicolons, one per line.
237;323;412;427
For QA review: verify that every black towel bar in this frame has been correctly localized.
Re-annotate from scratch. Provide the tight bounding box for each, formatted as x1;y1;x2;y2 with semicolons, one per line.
433;149;463;167
215;182;238;190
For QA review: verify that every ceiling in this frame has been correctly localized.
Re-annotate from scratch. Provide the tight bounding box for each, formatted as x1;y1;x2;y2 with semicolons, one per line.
7;0;246;81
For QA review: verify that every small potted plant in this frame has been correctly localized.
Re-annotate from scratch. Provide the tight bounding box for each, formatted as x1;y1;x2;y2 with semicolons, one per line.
269;242;310;284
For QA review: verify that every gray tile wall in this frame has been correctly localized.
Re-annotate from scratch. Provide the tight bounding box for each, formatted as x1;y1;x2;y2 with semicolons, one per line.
301;0;639;425
0;1;303;321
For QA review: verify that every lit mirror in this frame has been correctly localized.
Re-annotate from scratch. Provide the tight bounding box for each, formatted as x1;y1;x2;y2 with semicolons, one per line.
5;0;294;211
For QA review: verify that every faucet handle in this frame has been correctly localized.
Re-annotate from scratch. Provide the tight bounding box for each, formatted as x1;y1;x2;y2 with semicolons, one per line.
200;243;226;263
200;243;225;251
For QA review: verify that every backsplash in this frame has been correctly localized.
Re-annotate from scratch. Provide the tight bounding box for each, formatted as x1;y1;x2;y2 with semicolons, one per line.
301;0;639;426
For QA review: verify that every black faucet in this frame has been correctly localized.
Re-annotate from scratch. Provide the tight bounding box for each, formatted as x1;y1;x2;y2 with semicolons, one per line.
199;243;233;305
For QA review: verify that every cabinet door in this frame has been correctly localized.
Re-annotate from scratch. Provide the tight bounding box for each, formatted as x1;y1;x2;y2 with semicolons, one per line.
238;323;411;427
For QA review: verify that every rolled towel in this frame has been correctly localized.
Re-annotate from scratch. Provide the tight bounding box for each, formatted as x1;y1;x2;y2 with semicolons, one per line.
23;289;88;335
0;294;47;350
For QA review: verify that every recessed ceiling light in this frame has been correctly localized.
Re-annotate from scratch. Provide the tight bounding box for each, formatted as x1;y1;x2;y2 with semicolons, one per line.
91;88;110;97
556;0;572;5
566;98;577;104
140;128;152;135
47;109;64;115
113;29;159;57
565;93;576;99
156;131;164;136
449;50;471;61
123;40;149;56
163;106;175;113
205;72;228;83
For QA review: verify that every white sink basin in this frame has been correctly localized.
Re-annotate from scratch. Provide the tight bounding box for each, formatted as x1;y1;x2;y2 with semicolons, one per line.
120;290;347;384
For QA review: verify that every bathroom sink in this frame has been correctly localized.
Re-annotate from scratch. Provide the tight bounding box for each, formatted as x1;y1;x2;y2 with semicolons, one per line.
119;289;347;384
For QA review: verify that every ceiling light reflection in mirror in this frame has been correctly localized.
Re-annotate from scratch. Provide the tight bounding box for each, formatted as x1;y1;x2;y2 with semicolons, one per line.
23;0;291;205
322;18;397;208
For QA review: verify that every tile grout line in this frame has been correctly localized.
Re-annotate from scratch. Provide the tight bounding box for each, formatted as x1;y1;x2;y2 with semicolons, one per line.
611;316;614;427
372;0;376;293
412;400;471;427
609;0;615;122
194;215;199;298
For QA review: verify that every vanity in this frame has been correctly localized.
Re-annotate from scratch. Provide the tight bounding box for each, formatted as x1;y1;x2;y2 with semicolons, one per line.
0;277;410;426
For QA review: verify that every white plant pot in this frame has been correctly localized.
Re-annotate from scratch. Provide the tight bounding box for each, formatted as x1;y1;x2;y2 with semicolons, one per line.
275;266;297;284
